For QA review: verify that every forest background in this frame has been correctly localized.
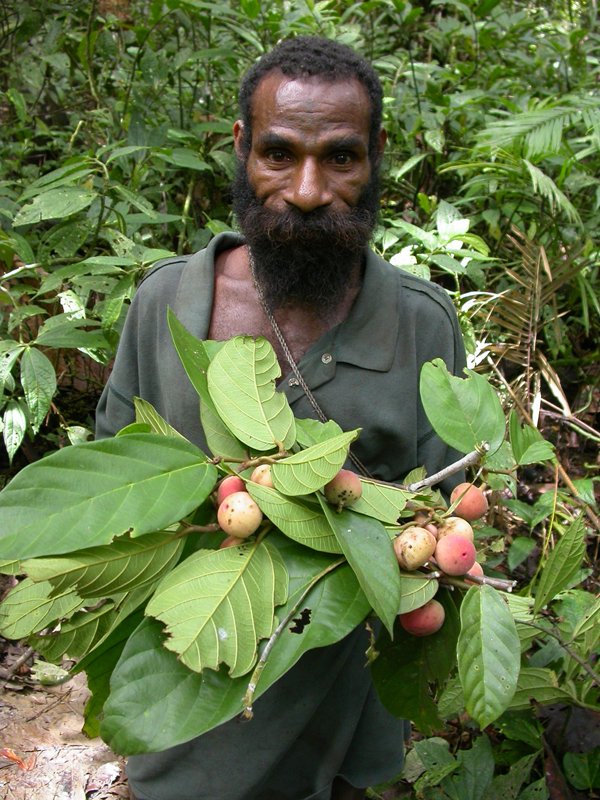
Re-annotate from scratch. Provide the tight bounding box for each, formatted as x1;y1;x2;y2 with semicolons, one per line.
0;0;598;798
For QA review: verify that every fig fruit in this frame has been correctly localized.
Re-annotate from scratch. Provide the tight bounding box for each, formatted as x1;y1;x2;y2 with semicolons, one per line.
450;482;488;521
217;474;246;505
437;516;474;542
399;599;445;636
217;491;263;538
434;533;477;576
393;526;437;571
324;469;362;508
250;464;275;488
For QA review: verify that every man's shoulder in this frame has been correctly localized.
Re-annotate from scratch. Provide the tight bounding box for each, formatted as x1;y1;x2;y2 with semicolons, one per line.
368;249;457;316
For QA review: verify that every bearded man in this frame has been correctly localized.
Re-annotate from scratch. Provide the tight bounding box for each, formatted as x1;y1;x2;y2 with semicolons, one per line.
96;35;466;800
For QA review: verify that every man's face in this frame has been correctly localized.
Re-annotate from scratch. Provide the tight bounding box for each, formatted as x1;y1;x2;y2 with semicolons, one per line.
232;71;385;313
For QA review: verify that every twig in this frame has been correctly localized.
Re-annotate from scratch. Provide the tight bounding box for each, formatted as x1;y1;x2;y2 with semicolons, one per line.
0;646;35;683
439;573;517;592
405;447;488;492
241;557;346;719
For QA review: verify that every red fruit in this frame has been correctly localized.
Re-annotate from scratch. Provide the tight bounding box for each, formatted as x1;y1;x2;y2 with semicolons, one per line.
450;482;488;521
434;534;477;576
393;526;437;571
324;469;362;508
399;599;445;636
217;491;263;538
437;516;474;542
250;464;275;488
217;475;245;505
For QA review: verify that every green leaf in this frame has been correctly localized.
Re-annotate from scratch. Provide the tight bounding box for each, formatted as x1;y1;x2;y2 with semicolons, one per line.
3;400;27;462
34;314;111;349
485;752;540;800
33;603;118;662
145;538;288;678
507;667;574;710
352;478;409;523
23;531;185;597
247;483;341;553
20;348;57;432
294;416;343;448
166;312;246;459
207;336;296;452
413;739;459;791
0;342;25;387
0;434;217;560
319;499;401;635
509;412;555;465
420;360;505;455
398;571;439;614
14;187;97;226
563;750;600;791
271;430;360;496
443;734;495;800
134;397;185;439
154;148;210;171
534;516;587;613
102;536;369;754
0;578;82;638
458;586;521;728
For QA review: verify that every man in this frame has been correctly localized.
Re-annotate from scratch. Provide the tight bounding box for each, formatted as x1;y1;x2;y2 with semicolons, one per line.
96;35;466;800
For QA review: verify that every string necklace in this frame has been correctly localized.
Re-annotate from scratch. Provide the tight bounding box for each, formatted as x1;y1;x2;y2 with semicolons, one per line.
248;249;372;478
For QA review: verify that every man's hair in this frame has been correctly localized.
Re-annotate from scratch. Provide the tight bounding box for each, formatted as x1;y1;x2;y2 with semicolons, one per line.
238;35;383;160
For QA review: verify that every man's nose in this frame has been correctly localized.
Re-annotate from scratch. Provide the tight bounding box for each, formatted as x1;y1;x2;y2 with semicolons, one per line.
283;158;333;213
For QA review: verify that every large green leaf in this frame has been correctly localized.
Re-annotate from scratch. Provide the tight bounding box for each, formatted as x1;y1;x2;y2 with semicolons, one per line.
207;336;296;451
352;478;410;523
271;430;360;495
167;311;246;459
248;483;341;553
507;668;574;710
33;603;118;662
0;434;217;560
13;187;97;226
145;538;288;678
457;586;521;728
33;314;111;349
371;593;461;735
319;498;401;635
398;571;440;614
420;359;505;456
20;347;57;432
509;411;556;466
134;398;185;438
0;578;82;638
101;536;369;754
534;516;587;613
23;532;185;597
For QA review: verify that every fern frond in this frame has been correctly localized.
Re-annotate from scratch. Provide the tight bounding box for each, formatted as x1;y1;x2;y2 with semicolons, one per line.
523;160;581;225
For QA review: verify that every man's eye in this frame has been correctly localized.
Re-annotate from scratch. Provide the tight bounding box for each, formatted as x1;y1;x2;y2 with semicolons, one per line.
332;152;353;166
267;150;289;162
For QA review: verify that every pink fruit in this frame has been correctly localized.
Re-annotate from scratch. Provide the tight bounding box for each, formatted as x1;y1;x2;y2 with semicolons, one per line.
250;464;275;488
437;516;474;542
399;599;445;636
393;526;437;571
219;535;246;549
450;482;488;521
323;469;362;508
217;491;263;538
217;475;246;505
434;533;477;576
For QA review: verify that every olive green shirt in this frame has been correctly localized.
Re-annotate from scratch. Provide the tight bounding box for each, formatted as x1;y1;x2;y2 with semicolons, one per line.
96;232;466;800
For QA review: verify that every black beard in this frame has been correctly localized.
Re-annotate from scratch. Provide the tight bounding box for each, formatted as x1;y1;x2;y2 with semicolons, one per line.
231;164;380;313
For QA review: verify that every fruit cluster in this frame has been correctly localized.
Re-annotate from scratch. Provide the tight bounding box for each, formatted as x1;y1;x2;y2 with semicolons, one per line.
395;482;488;637
215;467;362;547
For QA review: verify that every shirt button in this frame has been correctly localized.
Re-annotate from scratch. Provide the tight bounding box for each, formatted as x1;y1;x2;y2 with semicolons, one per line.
288;377;299;387
321;353;333;364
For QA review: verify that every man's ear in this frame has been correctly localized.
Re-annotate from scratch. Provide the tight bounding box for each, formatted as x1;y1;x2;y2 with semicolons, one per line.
233;120;246;157
375;128;387;166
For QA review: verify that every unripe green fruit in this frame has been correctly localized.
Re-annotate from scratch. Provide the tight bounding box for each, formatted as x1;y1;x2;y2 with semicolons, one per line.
217;475;246;505
324;469;362;508
217;491;263;538
250;464;275;488
437;516;474;542
450;482;488;521
434;533;477;576
399;599;445;636
393;526;437;571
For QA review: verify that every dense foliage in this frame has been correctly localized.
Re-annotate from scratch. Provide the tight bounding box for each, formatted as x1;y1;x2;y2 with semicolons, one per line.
0;1;598;797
